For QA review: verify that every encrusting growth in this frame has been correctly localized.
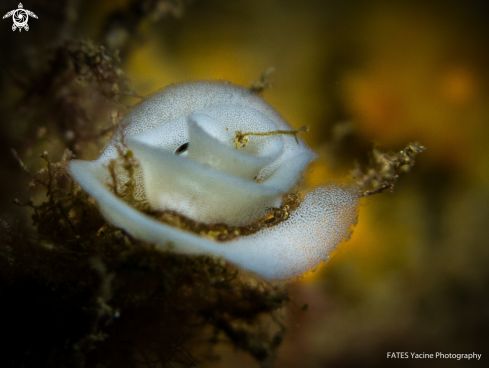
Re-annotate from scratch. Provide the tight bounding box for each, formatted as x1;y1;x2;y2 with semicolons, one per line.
352;142;426;197
233;126;310;149
4;146;290;367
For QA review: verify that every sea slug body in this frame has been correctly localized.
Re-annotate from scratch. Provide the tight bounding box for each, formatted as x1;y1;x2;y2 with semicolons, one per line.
69;81;359;279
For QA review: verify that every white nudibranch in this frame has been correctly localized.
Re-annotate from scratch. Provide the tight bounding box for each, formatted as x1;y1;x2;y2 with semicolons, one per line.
68;81;360;279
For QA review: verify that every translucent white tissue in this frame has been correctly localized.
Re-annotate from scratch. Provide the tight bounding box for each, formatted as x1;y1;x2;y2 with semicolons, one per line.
68;81;360;279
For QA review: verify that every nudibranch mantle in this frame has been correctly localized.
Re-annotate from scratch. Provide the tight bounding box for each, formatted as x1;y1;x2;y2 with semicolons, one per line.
69;81;359;279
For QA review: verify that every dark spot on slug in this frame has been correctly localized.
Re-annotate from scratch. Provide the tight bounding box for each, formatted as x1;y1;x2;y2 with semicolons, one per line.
175;142;189;154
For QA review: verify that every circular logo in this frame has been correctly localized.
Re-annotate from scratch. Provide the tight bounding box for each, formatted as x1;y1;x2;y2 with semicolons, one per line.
12;9;29;28
3;3;38;32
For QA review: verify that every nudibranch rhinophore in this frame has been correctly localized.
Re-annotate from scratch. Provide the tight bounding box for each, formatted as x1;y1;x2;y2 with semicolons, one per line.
68;81;360;279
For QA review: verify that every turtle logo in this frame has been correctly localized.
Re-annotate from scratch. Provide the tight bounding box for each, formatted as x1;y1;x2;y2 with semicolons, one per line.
3;3;38;32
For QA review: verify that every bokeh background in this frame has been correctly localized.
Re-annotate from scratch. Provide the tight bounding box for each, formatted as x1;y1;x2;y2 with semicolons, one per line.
1;0;489;367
